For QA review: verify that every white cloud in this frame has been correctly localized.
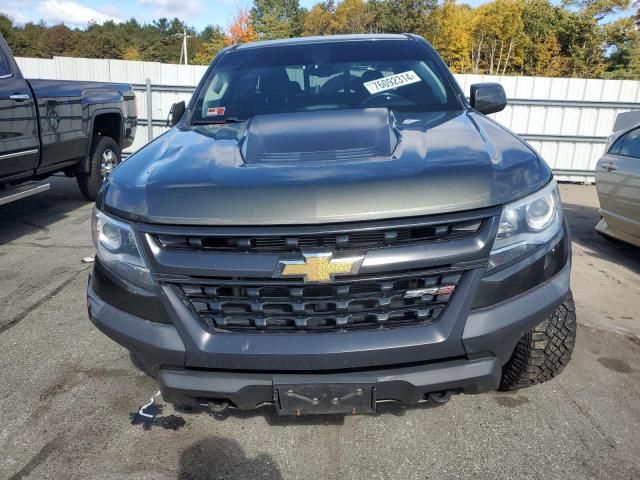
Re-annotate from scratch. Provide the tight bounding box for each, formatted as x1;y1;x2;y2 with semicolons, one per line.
138;0;205;20
1;0;35;24
36;0;122;26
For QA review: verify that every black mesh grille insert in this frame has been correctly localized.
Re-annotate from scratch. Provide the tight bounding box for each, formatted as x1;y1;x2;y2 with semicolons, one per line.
175;271;463;333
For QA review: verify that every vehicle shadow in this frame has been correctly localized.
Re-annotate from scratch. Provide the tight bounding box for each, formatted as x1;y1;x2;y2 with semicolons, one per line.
177;436;283;480
175;398;447;426
562;201;640;275
0;176;90;246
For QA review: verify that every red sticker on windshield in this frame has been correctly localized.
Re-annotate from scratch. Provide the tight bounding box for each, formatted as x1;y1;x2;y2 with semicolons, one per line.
207;106;226;116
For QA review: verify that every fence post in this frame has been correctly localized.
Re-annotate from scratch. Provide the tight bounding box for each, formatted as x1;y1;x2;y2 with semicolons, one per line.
146;78;153;142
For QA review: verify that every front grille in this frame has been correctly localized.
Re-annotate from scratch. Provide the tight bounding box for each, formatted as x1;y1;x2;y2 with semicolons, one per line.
175;270;463;333
154;219;482;254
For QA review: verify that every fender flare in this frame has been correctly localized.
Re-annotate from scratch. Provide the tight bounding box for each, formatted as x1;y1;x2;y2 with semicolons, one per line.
77;107;125;173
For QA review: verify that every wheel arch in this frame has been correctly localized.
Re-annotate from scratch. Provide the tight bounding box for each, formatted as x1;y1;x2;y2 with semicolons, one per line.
77;108;125;173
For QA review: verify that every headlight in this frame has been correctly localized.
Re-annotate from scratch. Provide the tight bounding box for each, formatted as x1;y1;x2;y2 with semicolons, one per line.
488;180;562;271
91;208;154;289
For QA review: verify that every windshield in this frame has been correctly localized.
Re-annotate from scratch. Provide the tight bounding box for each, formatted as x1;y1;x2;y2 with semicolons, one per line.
191;40;461;123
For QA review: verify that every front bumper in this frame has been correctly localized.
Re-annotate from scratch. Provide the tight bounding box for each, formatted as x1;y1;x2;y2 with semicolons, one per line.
157;357;500;410
87;258;571;410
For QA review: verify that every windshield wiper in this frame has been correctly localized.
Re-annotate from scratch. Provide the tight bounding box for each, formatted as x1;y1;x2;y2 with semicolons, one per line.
193;116;247;125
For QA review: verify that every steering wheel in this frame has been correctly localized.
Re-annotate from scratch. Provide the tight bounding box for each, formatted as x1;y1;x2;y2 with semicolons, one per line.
320;74;360;95
359;91;407;107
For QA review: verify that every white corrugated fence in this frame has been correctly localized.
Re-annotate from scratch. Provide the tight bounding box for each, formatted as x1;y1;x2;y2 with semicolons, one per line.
15;56;640;181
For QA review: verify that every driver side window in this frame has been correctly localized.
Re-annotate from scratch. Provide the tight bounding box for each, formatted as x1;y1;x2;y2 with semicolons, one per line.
0;51;11;77
200;72;229;115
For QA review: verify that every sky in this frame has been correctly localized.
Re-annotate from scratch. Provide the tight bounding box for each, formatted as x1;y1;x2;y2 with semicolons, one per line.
0;0;635;31
0;0;319;30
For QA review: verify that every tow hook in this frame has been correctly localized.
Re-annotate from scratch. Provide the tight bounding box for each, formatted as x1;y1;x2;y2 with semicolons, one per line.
205;400;230;413
428;391;452;404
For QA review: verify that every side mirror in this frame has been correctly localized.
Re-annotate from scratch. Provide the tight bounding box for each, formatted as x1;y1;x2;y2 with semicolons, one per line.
470;83;507;115
167;101;186;127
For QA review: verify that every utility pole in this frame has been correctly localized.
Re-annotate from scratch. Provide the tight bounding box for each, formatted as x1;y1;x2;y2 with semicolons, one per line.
175;28;192;65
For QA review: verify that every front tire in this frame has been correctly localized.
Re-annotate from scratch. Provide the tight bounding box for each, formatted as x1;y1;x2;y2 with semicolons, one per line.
499;295;576;390
77;136;120;201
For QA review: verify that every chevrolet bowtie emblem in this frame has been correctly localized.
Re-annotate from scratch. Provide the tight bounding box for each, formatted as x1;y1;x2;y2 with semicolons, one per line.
277;252;364;283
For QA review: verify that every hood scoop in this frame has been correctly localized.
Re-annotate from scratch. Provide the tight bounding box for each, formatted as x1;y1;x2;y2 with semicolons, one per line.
242;108;398;164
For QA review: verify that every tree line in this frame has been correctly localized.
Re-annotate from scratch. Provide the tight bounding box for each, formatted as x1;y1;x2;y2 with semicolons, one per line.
0;0;638;79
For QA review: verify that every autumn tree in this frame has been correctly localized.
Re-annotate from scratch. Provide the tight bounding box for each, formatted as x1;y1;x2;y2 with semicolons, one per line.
471;0;525;74
302;1;335;36
426;0;473;72
225;7;258;46
0;0;638;78
531;35;568;76
520;0;566;76
39;24;79;58
331;0;374;33
122;46;142;60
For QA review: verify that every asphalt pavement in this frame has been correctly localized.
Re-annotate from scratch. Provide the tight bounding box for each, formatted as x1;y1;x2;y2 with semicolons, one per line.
0;177;639;480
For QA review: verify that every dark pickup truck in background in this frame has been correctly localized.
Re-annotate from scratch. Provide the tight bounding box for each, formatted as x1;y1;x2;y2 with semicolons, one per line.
0;34;136;204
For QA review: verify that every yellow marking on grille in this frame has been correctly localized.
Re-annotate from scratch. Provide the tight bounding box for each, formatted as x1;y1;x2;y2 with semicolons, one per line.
280;254;360;283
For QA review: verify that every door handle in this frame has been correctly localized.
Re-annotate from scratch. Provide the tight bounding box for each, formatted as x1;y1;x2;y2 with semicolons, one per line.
9;93;30;101
600;163;618;172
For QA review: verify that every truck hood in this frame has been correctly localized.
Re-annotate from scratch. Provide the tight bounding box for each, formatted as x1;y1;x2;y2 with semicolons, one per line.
105;109;550;225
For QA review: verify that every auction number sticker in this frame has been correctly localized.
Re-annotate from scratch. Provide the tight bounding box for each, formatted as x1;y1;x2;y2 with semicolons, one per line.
363;71;421;95
207;106;226;116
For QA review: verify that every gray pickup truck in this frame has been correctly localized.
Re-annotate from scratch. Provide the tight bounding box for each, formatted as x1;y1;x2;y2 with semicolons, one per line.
88;34;575;416
0;34;136;204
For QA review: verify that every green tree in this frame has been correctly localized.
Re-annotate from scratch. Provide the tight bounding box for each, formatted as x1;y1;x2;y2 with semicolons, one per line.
369;0;436;34
562;0;629;21
251;0;303;39
604;17;640;78
74;22;123;59
0;14;15;46
9;22;47;57
557;9;606;77
193;25;225;64
138;18;193;63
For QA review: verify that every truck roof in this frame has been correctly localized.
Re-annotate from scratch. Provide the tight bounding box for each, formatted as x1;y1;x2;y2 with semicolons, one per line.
234;34;414;51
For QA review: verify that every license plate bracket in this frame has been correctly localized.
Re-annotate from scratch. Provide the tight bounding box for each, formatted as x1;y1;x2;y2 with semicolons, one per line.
274;377;375;415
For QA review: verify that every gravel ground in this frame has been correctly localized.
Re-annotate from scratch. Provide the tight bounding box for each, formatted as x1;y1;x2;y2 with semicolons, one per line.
0;178;639;480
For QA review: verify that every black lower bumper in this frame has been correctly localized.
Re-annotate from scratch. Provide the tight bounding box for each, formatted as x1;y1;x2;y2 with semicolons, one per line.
158;357;500;412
